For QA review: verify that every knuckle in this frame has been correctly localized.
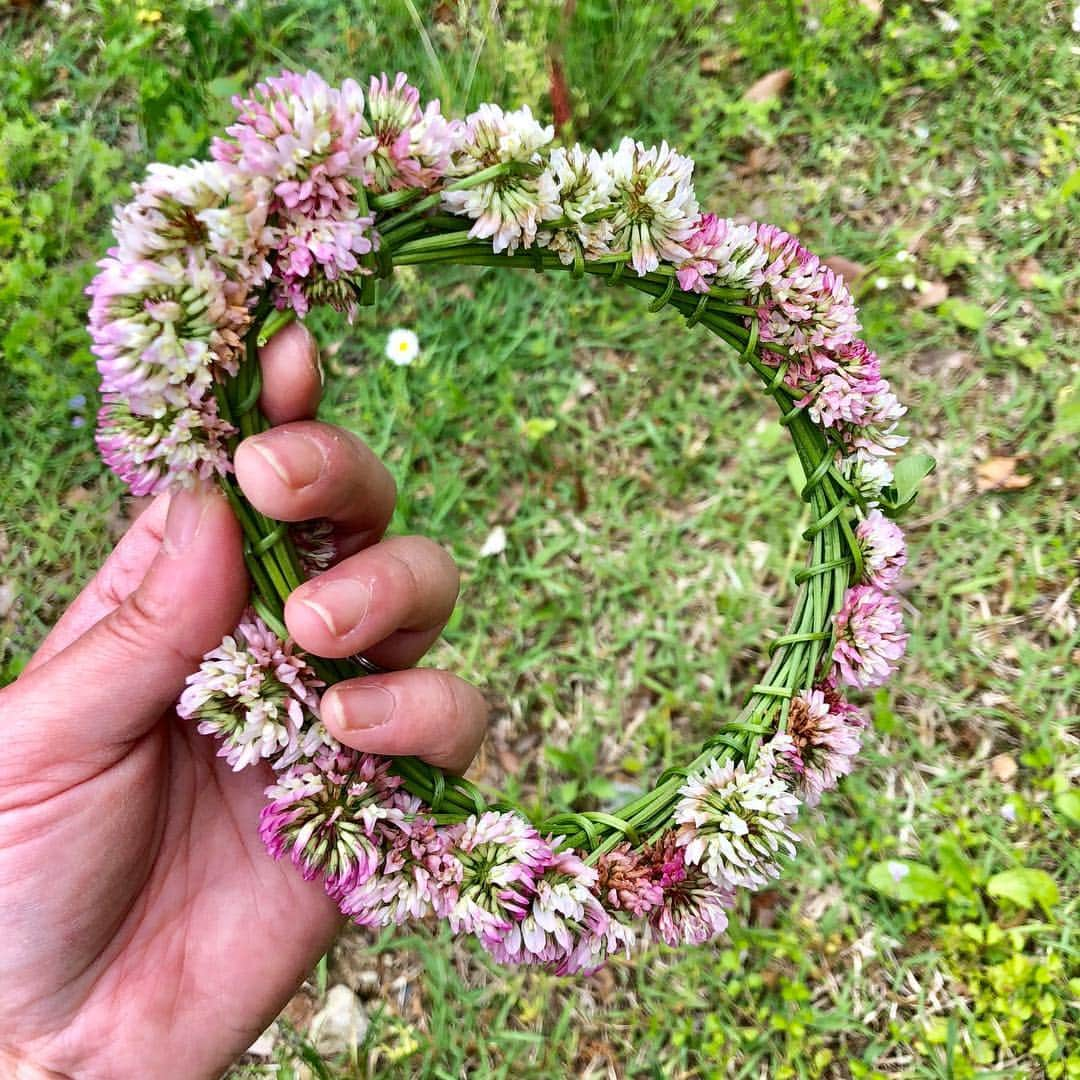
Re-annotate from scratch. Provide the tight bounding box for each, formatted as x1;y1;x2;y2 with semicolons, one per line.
109;587;199;669
396;537;460;594
443;672;488;728
96;539;152;609
384;547;424;600
434;671;464;724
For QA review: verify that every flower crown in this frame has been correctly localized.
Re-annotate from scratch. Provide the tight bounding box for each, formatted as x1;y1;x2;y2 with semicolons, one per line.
87;70;929;973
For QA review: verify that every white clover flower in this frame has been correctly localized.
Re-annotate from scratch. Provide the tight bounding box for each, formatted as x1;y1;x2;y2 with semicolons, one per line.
442;103;557;253
604;137;699;275
386;327;420;366
444;811;553;945
177;610;330;770
112;160;275;289
260;751;405;890
88;249;251;416
536;144;615;264
675;757;800;890
677;214;767;294
839;449;894;505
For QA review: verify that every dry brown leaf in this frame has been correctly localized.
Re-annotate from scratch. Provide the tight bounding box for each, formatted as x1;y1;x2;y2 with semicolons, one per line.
743;68;792;104
976;457;1033;492
1010;257;1043;290
735;145;781;176
699;51;724;75
990;753;1018;783
749;888;782;928
700;47;741;75
823;255;868;285
915;280;950;309
496;747;521;774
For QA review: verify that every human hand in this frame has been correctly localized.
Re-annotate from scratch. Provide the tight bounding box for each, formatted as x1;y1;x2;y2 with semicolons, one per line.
0;324;488;1079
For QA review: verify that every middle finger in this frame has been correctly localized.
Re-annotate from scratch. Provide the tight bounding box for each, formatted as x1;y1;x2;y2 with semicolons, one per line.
234;420;397;559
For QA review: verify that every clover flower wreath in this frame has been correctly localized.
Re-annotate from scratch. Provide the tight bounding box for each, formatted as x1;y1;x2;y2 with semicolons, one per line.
87;70;932;974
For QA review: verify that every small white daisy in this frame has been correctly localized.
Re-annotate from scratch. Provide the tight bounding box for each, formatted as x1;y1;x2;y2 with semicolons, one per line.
386;328;420;366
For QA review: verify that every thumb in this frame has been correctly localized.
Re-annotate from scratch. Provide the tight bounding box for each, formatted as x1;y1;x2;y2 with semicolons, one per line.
3;484;247;770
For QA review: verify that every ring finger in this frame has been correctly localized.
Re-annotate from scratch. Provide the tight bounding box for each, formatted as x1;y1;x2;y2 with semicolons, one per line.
284;535;460;670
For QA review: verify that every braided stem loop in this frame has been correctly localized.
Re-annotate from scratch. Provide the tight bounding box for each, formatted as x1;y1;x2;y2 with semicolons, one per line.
225;232;863;852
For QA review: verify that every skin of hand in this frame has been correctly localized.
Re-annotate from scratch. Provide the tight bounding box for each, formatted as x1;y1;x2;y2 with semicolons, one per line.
0;324;488;1080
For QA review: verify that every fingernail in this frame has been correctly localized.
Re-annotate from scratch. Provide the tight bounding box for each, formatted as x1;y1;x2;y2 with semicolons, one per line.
296;578;371;637
248;430;325;489
326;684;395;731
163;484;212;556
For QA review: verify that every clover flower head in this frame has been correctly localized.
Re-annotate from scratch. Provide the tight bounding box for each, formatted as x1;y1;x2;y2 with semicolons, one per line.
484;848;608;969
807;370;881;429
260;750;403;888
213;69;375;185
647;836;735;947
443;811;554;945
88;249;250;417
362;71;422;192
752;224;860;355
337;794;462;926
273;207;377;319
359;72;460;191
605;137;699;275
442;104;556;253
767;687;865;805
839;449;894;505
595;842;665;917
95;392;234;497
815;338;880;380
292;518;337;577
177;610;328;770
406;99;462;188
211;69;385;318
844;379;908;456
112;159;274;288
855;508;907;590
832;584;908;689
676;214;765;294
536;144;615;264
675;757;800;890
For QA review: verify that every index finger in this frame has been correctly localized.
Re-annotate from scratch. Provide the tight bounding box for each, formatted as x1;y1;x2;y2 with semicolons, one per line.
258;320;323;425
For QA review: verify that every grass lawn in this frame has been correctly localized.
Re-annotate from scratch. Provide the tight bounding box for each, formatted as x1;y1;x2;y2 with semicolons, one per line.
1;1;1077;1076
